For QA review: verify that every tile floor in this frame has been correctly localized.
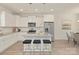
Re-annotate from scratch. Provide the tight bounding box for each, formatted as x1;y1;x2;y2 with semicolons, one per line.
1;40;79;55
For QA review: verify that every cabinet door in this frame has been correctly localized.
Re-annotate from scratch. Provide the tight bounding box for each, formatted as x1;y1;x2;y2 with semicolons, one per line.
28;16;36;22
43;44;51;51
44;22;54;34
44;15;54;22
5;12;16;26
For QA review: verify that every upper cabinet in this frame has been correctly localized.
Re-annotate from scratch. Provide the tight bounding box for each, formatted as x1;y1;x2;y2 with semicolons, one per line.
28;16;36;23
26;16;44;27
16;16;28;27
0;11;5;26
44;15;54;22
5;12;16;27
15;15;54;27
0;11;16;27
36;16;44;27
16;16;37;27
0;12;54;27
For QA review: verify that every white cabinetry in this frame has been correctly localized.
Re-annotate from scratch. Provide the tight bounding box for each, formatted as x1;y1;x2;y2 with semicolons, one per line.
0;11;16;26
43;44;51;51
28;16;36;23
36;16;44;33
0;33;18;53
23;35;52;51
15;15;20;27
16;16;44;27
0;11;5;26
44;15;54;22
36;16;44;27
5;12;16;26
16;16;28;27
24;44;32;51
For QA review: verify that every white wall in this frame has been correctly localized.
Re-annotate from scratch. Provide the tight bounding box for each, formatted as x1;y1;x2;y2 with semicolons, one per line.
54;7;79;40
0;11;15;33
0;6;18;34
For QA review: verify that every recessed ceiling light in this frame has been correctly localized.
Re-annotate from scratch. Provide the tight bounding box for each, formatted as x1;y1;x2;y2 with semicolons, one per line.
50;9;54;11
20;9;23;11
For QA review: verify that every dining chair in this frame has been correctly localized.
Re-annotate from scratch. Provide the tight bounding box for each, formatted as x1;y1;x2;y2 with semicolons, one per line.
73;33;79;45
66;32;71;43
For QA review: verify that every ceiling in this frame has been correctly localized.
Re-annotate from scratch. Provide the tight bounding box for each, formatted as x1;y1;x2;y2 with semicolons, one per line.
0;3;79;16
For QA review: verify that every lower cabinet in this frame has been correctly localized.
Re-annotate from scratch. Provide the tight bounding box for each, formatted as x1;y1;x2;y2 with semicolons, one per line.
24;44;32;51
22;34;52;52
33;44;41;51
23;40;51;51
43;44;51;51
23;44;51;52
0;33;18;53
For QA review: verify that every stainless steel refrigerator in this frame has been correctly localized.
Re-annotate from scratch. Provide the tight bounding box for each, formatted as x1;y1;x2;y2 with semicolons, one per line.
44;22;54;41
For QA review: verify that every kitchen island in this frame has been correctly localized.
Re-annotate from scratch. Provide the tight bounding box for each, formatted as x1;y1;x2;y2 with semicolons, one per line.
0;32;53;54
22;33;52;52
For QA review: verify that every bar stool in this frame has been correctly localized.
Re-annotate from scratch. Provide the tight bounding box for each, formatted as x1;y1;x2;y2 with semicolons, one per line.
23;40;32;55
33;40;41;55
43;40;51;55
